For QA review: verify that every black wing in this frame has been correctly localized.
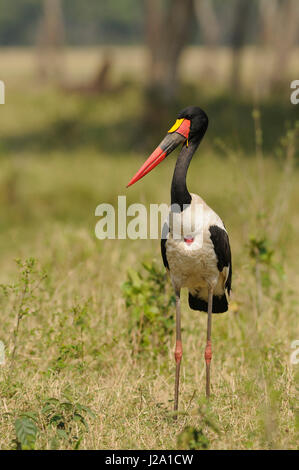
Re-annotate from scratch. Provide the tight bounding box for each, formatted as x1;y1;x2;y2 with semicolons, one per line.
209;225;232;295
161;222;169;270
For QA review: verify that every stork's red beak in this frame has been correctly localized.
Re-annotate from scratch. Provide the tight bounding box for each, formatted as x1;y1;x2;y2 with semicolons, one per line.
127;118;191;187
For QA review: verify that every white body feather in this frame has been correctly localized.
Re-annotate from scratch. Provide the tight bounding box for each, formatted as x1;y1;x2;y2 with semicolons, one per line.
165;194;229;297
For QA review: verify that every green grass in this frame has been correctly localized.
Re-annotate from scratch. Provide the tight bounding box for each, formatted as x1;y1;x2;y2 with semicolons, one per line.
0;48;298;450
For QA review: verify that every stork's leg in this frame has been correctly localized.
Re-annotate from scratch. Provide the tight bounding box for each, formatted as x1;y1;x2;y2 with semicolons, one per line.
205;287;213;398
174;289;182;416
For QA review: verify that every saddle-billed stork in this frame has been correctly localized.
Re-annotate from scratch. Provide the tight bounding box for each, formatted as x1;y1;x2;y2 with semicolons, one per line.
127;106;232;413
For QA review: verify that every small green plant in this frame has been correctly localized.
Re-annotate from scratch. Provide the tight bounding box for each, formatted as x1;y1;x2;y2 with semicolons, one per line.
249;236;273;264
50;300;90;372
14;415;38;450
52;344;83;371
122;261;175;356
248;236;285;313
41;396;95;449
177;400;220;450
177;426;209;450
0;258;47;372
71;300;90;368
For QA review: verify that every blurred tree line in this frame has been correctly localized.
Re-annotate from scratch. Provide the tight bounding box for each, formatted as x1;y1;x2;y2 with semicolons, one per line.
0;0;144;45
1;0;298;142
1;0;298;47
2;0;298;98
0;0;298;153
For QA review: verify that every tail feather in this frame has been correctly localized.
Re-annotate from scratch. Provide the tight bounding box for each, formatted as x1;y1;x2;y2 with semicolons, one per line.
189;290;228;314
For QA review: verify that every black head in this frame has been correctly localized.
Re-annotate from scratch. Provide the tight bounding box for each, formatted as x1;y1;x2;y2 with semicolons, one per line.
127;106;208;187
177;106;209;142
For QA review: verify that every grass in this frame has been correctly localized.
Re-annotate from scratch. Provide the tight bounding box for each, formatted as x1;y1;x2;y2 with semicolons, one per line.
0;47;298;450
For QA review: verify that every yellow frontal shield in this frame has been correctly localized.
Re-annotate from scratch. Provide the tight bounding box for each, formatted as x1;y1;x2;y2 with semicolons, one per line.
168;118;184;134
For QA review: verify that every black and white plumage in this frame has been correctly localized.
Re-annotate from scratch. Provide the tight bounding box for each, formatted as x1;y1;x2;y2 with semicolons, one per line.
128;105;232;414
161;196;232;314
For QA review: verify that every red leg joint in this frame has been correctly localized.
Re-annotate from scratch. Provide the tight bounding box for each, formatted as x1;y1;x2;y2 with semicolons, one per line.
205;340;212;365
174;340;183;363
